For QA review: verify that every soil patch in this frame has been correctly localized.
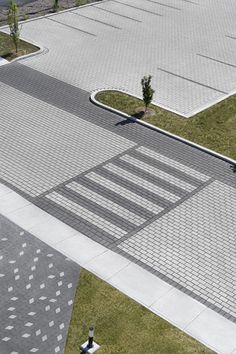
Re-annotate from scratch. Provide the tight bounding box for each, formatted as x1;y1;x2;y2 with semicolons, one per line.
134;106;156;119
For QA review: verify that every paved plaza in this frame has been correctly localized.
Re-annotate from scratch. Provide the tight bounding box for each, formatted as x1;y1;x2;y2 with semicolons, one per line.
9;0;236;116
1;1;236;353
0;215;79;354
0;60;236;352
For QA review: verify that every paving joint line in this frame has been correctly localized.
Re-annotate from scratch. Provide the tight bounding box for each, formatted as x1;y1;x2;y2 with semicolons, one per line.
110;246;236;324
179;0;198;4
92;4;142;22
158;68;228;95
144;0;181;11
113;177;215;245
46;17;96;36
112;0;163;16
35;145;139;199
225;34;236;41
70;11;122;29
197;53;236;69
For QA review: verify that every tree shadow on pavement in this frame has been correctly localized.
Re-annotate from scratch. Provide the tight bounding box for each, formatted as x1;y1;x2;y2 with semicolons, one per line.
115;118;135;126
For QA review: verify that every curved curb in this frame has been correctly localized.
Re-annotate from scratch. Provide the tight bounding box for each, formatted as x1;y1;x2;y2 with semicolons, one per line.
90;89;236;166
0;0;109;30
0;30;47;65
0;0;105;65
11;44;47;64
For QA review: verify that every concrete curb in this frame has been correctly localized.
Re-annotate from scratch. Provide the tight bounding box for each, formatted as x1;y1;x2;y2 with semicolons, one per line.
0;0;106;65
11;44;47;64
0;0;108;30
90;89;236;166
92;86;236;119
0;30;47;64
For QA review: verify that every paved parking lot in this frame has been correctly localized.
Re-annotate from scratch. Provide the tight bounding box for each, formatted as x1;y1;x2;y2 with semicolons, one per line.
16;0;236;116
0;62;236;329
1;1;236;352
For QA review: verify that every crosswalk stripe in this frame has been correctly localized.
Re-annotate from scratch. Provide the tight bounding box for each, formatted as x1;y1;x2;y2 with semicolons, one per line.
46;191;127;239
104;163;179;202
86;172;163;214
120;155;195;192
137;147;210;182
67;181;146;226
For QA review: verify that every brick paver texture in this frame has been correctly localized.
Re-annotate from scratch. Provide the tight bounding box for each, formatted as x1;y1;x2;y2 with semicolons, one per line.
1;2;236;327
9;0;236;116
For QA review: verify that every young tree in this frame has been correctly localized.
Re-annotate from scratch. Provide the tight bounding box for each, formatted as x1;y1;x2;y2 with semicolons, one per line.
53;0;59;12
141;75;155;113
8;0;20;54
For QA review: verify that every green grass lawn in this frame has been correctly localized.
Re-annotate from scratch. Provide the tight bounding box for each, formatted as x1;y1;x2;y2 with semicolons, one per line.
65;269;213;354
96;91;236;160
0;32;39;61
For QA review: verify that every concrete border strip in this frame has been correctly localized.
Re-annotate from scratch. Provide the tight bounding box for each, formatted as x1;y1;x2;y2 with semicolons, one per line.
91;84;236;118
0;0;110;31
90;89;236;165
0;30;46;65
0;182;236;353
1;1;236;118
0;0;108;64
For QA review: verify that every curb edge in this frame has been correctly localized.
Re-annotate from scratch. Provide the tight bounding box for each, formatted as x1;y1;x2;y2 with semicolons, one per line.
90;89;236;166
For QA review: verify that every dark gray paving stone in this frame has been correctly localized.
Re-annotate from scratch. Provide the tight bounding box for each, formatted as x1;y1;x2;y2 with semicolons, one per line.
0;215;80;354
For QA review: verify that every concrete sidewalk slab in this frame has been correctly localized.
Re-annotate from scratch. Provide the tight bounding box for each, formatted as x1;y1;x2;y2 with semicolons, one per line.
108;262;173;307
186;308;236;354
150;288;206;330
85;250;131;281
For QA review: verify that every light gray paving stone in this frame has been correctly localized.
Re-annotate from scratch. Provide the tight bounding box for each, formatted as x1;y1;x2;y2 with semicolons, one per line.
119;155;195;192
78;177;154;219
103;162;180;202
46;191;127;239
118;181;236;317
60;186;135;232
137;146;210;182
86;172;163;214
0;82;135;197
9;0;236;116
66;181;146;226
0;26;236;328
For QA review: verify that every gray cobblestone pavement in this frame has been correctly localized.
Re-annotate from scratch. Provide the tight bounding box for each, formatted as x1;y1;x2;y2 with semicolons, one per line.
10;0;236;116
1;44;236;332
118;180;236;321
0;81;134;197
0;214;80;354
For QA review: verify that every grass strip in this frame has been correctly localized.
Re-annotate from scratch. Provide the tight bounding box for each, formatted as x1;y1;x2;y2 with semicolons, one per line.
96;90;236;160
0;31;39;61
65;269;213;354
